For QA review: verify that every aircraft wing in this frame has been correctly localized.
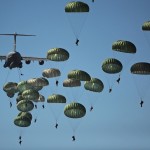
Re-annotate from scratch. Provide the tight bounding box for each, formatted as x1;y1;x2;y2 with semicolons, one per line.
0;55;49;61
22;56;48;61
0;55;6;60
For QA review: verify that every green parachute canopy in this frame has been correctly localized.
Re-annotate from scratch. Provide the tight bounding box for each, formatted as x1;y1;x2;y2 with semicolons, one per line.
22;89;39;101
42;68;61;78
63;78;81;87
27;77;49;87
142;21;150;31
17;80;42;93
47;94;66;103
3;82;18;93
68;70;91;81
65;1;90;12
84;78;104;92
112;40;136;53
47;48;69;61
17;112;32;121
17;100;34;112
130;62;150;75
14;116;31;127
102;58;123;74
64;102;86;118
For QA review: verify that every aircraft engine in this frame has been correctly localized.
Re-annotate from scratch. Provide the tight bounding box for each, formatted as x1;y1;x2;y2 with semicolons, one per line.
39;60;44;65
25;60;31;64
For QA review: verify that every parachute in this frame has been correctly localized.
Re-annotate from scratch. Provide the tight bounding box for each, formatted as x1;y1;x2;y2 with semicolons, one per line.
17;100;34;112
112;40;136;53
47;48;69;62
63;78;81;87
65;1;90;42
64;102;86;118
27;77;49;87
3;82;18;98
14;116;31;127
84;78;104;92
84;78;104;111
3;82;18;93
47;94;66;103
64;102;86;138
42;68;61;78
65;1;89;12
67;70;91;81
17;80;43;93
142;21;150;49
22;89;39;101
142;21;150;31
131;62;150;74
102;58;123;74
102;58;123;92
47;94;67;127
130;62;150;102
18;112;32;121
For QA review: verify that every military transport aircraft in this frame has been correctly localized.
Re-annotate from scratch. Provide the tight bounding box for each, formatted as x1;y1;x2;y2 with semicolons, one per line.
0;32;48;69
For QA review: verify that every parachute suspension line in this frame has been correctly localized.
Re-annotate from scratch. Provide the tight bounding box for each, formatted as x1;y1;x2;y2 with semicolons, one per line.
68;117;83;135
17;68;22;82
131;75;143;100
4;69;11;84
104;75;112;91
66;13;89;39
49;105;58;122
66;15;78;38
18;127;23;139
76;13;89;39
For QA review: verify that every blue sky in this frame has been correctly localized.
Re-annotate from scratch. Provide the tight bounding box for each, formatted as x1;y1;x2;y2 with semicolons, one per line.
0;0;150;150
